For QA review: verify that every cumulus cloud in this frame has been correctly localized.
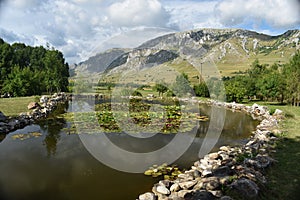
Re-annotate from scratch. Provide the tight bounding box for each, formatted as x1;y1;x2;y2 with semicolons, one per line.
0;0;299;63
163;0;222;30
107;0;170;27
215;0;300;29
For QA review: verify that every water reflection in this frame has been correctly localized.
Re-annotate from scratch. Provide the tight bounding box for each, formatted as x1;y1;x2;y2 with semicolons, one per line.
0;100;260;200
39;118;65;156
39;103;69;156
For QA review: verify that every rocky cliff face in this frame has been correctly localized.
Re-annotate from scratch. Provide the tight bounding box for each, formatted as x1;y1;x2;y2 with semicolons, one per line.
74;29;300;79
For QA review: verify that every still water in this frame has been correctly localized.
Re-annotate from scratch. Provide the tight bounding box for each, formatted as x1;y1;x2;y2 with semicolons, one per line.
0;102;259;200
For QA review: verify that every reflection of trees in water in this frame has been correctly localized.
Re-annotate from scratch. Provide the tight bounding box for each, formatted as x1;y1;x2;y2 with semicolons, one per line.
39;103;69;157
197;121;209;136
0;134;6;143
196;104;259;139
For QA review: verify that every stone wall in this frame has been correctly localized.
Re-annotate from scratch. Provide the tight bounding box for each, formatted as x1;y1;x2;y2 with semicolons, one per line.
138;101;284;200
0;93;68;134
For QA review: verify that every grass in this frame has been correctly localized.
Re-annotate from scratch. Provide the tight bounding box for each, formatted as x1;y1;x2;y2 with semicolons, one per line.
243;102;300;199
259;105;300;200
0;96;39;116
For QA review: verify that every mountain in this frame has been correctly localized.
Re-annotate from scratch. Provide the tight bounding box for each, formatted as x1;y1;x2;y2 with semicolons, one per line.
74;28;300;85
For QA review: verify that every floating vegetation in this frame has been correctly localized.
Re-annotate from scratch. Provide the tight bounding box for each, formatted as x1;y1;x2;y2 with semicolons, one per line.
144;163;183;180
64;102;209;134
11;132;43;140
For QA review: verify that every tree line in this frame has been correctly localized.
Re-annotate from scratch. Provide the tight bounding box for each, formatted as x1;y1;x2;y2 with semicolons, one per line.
153;51;300;106
223;51;300;105
0;38;69;97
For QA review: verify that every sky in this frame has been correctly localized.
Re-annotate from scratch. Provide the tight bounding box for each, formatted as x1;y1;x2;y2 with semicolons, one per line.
0;0;299;64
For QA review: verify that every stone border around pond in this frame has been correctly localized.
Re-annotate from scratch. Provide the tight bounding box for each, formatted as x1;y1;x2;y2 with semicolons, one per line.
138;100;284;200
0;93;68;134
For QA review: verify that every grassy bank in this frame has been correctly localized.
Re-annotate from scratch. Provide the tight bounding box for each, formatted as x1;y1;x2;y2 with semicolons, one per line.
245;102;300;199
0;96;39;116
257;104;300;200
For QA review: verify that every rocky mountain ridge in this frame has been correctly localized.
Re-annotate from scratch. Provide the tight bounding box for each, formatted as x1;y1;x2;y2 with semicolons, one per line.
74;28;300;81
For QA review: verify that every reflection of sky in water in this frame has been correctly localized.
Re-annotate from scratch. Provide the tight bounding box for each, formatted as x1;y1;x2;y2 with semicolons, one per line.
0;102;259;200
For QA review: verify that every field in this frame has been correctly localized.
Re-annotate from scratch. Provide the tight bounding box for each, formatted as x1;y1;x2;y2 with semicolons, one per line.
0;96;39;116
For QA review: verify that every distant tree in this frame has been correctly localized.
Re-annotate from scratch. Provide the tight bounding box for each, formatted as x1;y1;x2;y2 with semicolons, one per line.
225;78;246;103
246;59;269;99
206;77;225;99
172;73;192;97
153;82;168;96
283;51;300;106
256;69;285;102
194;82;210;97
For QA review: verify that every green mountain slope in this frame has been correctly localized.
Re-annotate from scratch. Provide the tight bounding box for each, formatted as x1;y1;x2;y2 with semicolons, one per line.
74;29;299;84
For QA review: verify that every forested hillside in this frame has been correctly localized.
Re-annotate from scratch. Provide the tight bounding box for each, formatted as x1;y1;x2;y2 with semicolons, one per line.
0;38;69;96
223;51;300;105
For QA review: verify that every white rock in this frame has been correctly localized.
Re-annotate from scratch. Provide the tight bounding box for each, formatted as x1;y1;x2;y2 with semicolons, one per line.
170;183;181;192
178;180;197;189
156;185;170;195
139;192;156;200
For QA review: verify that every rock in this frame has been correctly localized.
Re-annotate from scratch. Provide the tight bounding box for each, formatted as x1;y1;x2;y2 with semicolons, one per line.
202;169;212;176
177;190;191;198
208;152;220;160
245;155;273;169
201;177;220;190
193;170;201;178
209;190;223;198
139;192;156;200
212;166;233;177
0;112;7;122
170;183;181;192
177;173;193;181
168;193;185;200
220;196;233;200
27;102;41;110
220;146;230;152
159;180;171;188
40;95;49;104
179;180;197;189
273;109;283;116
206;180;220;190
230;178;259;199
155;185;170;195
184;190;217;200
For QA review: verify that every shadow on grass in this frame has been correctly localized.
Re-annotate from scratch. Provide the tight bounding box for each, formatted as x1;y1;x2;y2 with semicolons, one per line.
260;136;300;200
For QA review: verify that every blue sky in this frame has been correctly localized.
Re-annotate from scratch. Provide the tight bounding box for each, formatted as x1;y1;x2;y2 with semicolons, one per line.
0;0;299;63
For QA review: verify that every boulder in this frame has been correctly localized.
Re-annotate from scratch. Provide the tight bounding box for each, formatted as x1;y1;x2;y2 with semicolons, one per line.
27;102;41;110
139;192;156;200
184;191;217;200
212;166;233;177
178;180;197;190
230;178;259;199
153;184;170;195
40;95;49;104
0;111;7;122
273;109;283;116
170;183;181;192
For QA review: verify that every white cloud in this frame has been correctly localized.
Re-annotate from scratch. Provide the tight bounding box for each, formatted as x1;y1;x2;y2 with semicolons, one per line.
0;0;299;64
107;0;169;27
215;0;300;29
163;0;222;30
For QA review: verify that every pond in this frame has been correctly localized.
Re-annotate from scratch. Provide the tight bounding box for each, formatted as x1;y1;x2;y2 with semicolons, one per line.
0;100;259;200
